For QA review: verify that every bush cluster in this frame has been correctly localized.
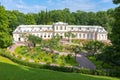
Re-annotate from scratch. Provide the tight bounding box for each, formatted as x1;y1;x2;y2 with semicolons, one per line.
0;50;119;77
15;46;77;66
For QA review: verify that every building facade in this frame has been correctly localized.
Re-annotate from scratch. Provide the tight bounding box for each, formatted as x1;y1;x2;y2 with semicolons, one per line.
13;22;107;42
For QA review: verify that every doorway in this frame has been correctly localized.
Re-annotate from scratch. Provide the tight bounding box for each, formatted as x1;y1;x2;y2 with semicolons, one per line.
60;36;63;39
18;38;21;41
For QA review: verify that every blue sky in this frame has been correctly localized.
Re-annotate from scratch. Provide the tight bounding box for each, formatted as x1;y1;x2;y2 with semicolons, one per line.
0;0;117;13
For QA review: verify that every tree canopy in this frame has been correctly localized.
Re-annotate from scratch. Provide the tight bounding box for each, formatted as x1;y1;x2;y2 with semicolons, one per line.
98;0;120;66
0;6;12;48
27;34;42;47
1;8;114;38
110;0;120;65
113;0;120;4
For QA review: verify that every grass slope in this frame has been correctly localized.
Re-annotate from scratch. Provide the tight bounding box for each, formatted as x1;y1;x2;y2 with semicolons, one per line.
0;56;119;80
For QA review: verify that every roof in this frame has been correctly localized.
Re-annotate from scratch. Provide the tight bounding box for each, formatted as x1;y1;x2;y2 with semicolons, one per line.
53;22;68;25
18;25;52;28
68;25;102;28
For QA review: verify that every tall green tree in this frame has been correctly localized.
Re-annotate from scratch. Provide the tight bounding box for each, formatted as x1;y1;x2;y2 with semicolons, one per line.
64;31;75;43
87;12;96;25
113;0;120;4
83;41;104;56
72;45;81;60
110;0;120;65
48;35;61;50
25;14;36;25
99;0;120;66
96;11;109;29
6;11;18;34
12;10;26;25
27;35;42;47
0;6;12;48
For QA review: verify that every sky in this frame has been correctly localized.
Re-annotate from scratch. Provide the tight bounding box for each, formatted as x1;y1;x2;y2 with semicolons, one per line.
0;0;117;13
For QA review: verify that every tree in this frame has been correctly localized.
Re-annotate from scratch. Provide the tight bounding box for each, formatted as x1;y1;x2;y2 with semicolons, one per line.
83;40;104;56
25;14;36;25
97;46;114;66
72;45;81;60
97;0;120;66
48;35;61;50
64;31;75;43
27;35;42;47
12;10;26;25
96;11;109;30
109;0;120;65
6;11;18;34
0;6;12;48
87;12;96;25
113;0;120;4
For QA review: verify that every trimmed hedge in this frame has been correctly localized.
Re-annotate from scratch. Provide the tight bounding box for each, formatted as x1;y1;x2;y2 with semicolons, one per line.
0;50;120;77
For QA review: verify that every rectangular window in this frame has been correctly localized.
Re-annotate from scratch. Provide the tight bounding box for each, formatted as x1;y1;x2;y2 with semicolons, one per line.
60;26;62;30
91;34;93;39
87;34;89;39
41;35;42;38
47;27;50;30
37;34;39;37
79;27;81;30
44;34;46;38
83;34;85;38
65;26;66;30
48;35;50;37
56;26;58;30
79;34;81;38
71;27;73;30
87;28;89;30
40;27;42;30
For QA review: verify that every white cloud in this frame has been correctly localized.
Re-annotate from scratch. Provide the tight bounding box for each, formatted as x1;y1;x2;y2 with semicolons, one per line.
15;4;46;13
0;0;46;13
49;0;96;12
0;0;116;13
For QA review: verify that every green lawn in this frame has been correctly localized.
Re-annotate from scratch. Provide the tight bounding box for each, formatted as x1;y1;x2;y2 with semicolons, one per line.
0;56;119;80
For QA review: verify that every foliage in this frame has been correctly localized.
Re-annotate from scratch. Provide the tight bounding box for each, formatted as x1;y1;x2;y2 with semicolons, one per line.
47;35;61;50
27;34;42;47
6;10;18;34
0;51;120;77
25;13;36;25
113;0;120;4
72;45;81;60
15;46;77;66
64;31;75;43
108;0;120;66
0;6;12;48
83;40;105;56
0;56;120;80
0;7;114;36
97;0;120;67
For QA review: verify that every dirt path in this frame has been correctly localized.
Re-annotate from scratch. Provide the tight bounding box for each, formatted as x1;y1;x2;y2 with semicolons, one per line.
7;43;25;53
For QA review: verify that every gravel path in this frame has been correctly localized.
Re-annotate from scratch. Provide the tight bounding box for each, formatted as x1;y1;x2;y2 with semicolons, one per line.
7;43;25;53
8;43;96;70
76;54;96;70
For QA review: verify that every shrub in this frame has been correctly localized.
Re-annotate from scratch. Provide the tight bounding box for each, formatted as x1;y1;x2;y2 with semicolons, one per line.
79;68;92;74
0;49;120;77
